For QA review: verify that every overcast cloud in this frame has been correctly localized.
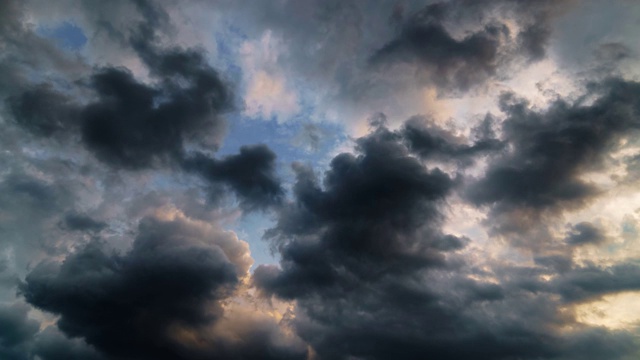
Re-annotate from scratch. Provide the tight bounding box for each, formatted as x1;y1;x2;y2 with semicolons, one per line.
1;0;640;359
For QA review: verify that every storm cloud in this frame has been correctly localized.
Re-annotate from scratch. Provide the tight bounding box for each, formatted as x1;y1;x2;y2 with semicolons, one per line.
467;79;640;234
182;145;285;210
255;124;457;299
255;123;640;360
2;0;640;359
21;213;305;360
370;0;574;91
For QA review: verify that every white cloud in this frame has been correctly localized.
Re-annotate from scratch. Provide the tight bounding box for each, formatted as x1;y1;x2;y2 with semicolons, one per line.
240;31;300;122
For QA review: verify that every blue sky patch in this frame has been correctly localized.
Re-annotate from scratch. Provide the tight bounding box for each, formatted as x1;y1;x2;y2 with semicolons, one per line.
37;21;87;51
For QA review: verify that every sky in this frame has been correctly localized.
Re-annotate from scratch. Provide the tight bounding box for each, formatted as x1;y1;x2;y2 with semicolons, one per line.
1;0;640;359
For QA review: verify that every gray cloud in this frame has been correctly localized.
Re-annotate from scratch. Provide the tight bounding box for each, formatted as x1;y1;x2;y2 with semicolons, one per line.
182;145;285;211
21;214;305;360
59;212;107;233
370;0;574;91
2;1;640;359
0;303;39;360
403;115;504;166
467;79;640;234
254;121;640;360
565;222;606;246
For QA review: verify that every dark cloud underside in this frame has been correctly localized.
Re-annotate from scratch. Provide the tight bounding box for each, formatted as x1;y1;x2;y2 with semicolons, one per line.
370;0;572;91
467;79;640;234
254;122;640;360
21;215;306;360
182;145;284;210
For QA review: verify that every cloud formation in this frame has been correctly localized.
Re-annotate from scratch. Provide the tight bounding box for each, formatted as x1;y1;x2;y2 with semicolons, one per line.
468;79;640;235
1;0;640;359
254;122;640;360
371;0;574;91
21;212;305;360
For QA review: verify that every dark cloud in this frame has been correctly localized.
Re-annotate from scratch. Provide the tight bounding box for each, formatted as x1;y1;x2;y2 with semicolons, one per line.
182;145;285;210
467;79;640;233
0;303;38;349
60;212;107;233
595;42;633;64
371;16;507;91
32;326;106;360
21;216;238;359
370;0;573;91
565;222;606;246
0;174;61;216
80;49;232;169
0;172;74;253
76;4;231;170
253;122;640;360
403;115;503;166
2;0;285;212
7;58;280;210
559;328;640;360
6;84;80;137
21;214;305;360
255;125;455;297
3;0;231;170
0;303;39;360
550;262;640;303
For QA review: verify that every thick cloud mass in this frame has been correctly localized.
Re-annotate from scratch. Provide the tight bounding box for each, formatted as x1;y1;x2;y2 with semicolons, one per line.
0;303;39;360
565;222;606;246
183;145;285;210
2;0;640;359
7;84;79;137
80;47;232;169
255;125;456;297
370;0;571;91
468;79;640;233
21;215;240;359
61;212;107;232
403;115;503;165
3;0;284;210
21;214;305;360
255;124;640;360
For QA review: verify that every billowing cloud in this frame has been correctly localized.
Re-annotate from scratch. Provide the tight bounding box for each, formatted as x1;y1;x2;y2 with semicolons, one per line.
0;303;39;360
370;0;575;91
467;79;640;235
255;124;457;299
254;121;640;360
2;0;640;359
402;115;504;166
21;211;305;360
60;212;107;233
79;53;231;169
183;145;284;210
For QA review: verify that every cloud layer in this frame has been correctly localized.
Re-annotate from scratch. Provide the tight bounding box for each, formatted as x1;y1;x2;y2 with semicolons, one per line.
1;0;640;359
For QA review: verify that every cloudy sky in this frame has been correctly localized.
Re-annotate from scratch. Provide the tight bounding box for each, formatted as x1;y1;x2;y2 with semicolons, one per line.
1;0;640;359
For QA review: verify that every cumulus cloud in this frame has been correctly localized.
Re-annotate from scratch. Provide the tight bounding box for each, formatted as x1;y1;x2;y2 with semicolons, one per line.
402;115;504;166
255;124;457;299
21;211;305;360
254;120;640;360
182;145;285;211
370;0;575;91
2;0;640;359
4;0;284;211
467;79;640;235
